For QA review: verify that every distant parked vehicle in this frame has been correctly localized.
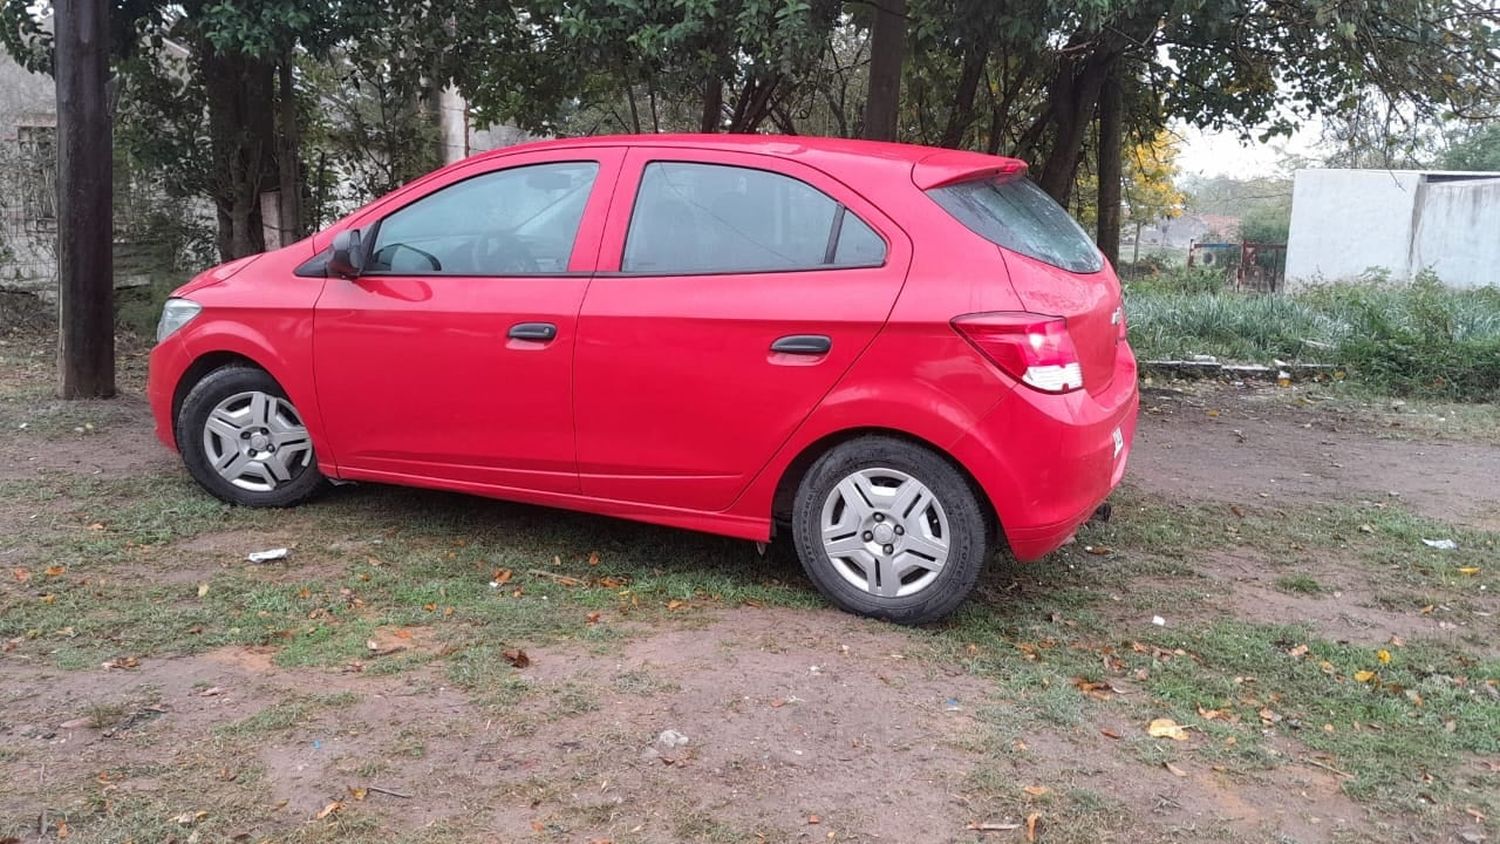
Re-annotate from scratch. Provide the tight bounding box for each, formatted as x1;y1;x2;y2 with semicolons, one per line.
149;135;1137;624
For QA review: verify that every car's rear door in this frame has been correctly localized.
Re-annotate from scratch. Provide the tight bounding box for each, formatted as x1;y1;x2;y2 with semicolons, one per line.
313;148;624;493
572;147;911;510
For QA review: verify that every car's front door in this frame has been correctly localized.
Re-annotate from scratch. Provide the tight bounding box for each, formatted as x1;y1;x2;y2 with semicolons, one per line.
314;149;623;493
572;148;911;511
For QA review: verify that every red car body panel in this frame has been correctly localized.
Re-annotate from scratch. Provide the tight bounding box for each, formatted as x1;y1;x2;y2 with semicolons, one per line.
148;134;1138;560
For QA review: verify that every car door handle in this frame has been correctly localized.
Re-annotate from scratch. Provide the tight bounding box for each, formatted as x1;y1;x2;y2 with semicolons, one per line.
770;335;832;355
508;322;557;342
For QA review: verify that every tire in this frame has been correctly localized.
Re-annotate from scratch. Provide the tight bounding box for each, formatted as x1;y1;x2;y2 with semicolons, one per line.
176;365;326;507
791;436;991;625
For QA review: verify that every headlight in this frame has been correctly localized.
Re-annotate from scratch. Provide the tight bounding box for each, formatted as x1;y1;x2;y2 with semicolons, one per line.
156;298;202;343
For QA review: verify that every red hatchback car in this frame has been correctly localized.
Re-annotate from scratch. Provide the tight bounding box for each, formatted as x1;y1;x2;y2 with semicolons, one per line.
149;135;1137;624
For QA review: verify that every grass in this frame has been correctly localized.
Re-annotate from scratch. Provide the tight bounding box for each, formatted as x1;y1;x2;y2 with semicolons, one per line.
1126;273;1500;401
1275;573;1323;594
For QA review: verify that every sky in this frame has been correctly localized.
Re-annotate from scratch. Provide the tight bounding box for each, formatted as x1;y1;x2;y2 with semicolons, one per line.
1173;121;1328;179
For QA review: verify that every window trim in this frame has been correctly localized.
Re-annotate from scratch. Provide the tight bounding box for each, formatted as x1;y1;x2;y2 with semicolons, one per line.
615;159;889;277
359;159;603;279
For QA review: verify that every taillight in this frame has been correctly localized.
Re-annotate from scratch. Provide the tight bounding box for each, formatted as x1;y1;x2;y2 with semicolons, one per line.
952;312;1083;393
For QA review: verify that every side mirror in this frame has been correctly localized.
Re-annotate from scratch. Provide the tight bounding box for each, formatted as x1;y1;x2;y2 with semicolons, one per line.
328;229;365;279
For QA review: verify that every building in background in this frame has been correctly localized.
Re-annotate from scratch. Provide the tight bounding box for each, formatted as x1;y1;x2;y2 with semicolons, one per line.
1285;169;1500;289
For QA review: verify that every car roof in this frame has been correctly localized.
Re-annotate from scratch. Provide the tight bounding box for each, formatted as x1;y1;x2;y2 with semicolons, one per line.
467;134;1026;189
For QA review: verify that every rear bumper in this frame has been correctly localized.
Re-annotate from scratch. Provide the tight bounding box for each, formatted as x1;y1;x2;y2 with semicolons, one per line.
951;342;1139;561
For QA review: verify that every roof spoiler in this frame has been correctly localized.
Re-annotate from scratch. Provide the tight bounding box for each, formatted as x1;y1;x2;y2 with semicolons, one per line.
912;149;1028;191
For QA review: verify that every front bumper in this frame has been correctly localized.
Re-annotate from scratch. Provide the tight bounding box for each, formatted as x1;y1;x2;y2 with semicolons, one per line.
147;338;192;451
951;342;1139;561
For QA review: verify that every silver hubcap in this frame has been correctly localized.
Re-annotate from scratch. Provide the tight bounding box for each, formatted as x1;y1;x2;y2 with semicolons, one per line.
202;390;313;492
820;467;951;598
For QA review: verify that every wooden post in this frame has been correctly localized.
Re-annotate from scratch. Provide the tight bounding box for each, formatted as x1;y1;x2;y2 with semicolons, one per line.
54;0;115;398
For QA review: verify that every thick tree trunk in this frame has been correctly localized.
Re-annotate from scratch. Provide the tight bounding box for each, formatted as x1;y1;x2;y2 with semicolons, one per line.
53;0;114;399
939;42;988;149
1096;68;1124;265
203;43;274;260
700;74;722;132
275;53;303;247
862;0;906;141
1033;50;1115;204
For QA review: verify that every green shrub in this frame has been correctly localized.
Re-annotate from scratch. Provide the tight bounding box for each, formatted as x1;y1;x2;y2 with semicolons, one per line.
1126;274;1500;401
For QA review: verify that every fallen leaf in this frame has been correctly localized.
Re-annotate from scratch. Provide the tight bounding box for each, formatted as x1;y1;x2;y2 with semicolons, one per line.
44;565;66;577
1377;649;1391;664
598;576;628;588
1025;812;1040;842
314;801;343;820
666;599;687;610
588;551;600;566
1099;727;1122;739
102;656;140;670
171;811;208;826
10;567;28;583
807;815;820;825
492;568;513;584
1388;635;1405;647
585;612;602;624
197;582;210;598
56;821;69;839
1259;708;1282;724
1288;644;1309;658
503;648;531;668
1164;761;1188;777
1354;670;1378;683
1147;718;1189;741
1022;785;1050;797
1084;545;1111;556
348;786;367;801
1197;706;1226;720
1457;567;1481;576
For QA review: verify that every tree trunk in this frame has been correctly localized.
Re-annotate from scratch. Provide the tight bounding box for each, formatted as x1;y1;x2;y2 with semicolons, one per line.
203;42;274;260
700;74;722;132
862;0;906;141
275;52;303;247
1096;68;1124;266
1033;49;1115;205
53;0;114;399
939;42;988;149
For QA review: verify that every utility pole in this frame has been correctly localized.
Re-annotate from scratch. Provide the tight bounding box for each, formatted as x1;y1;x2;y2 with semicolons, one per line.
54;0;115;398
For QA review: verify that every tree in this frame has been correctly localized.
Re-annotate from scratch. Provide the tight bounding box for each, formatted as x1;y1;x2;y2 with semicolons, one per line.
1439;123;1500;171
862;0;906;140
53;0;113;398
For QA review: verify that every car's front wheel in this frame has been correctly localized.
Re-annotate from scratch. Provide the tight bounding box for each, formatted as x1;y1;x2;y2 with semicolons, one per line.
791;436;991;624
176;365;325;507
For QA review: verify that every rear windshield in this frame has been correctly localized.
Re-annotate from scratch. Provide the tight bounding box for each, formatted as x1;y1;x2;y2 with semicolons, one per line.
928;175;1103;273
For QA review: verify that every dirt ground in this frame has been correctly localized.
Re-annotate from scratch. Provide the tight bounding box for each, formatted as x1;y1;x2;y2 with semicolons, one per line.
2;339;1498;843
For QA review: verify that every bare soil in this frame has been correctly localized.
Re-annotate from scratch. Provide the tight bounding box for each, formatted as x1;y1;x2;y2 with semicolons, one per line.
2;370;1497;843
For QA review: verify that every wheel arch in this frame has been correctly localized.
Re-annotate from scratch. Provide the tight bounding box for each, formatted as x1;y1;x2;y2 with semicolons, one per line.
171;351;267;426
769;426;999;542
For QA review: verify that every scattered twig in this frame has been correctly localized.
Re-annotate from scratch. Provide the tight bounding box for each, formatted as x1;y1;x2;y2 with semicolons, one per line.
366;785;413;799
525;569;586;587
1301;757;1353;778
966;821;1021;832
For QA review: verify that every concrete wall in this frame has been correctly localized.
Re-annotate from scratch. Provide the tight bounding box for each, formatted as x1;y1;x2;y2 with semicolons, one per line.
0;56;60;293
1412;177;1500;288
1285;169;1500;289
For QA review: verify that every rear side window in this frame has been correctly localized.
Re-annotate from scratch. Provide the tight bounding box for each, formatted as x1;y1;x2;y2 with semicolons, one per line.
622;162;886;274
928;175;1103;273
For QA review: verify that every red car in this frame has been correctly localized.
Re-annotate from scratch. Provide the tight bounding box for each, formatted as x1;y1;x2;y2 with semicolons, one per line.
149;135;1137;624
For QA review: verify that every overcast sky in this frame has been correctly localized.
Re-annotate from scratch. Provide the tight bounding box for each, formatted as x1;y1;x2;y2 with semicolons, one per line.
1174;122;1328;180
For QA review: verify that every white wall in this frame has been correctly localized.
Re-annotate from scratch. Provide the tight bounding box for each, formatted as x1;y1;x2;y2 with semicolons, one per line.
1284;169;1422;285
1411;177;1500;289
1285;169;1500;289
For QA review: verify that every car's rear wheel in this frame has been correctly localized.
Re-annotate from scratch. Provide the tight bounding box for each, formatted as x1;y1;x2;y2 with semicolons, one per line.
176;365;325;507
791;436;990;624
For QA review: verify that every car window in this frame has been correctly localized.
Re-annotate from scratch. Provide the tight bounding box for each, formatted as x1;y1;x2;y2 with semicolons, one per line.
927;174;1103;273
368;162;598;276
622;162;886;274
